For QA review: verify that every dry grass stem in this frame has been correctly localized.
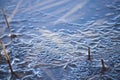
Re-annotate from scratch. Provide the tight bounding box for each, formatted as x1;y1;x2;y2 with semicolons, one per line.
0;51;2;59
0;38;14;74
88;47;91;60
1;9;14;40
101;59;106;73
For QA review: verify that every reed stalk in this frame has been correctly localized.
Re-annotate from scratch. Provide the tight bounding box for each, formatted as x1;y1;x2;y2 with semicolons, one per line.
0;51;2;59
1;9;14;40
88;47;91;60
101;59;106;73
0;38;14;74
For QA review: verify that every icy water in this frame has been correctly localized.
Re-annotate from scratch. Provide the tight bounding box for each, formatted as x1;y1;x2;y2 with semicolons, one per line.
0;0;120;80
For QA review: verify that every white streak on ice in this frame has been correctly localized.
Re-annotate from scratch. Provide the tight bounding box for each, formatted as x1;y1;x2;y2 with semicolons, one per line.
54;0;89;24
39;0;70;11
22;0;55;13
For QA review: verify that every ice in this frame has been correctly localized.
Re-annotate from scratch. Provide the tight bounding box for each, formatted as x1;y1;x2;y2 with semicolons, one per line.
0;0;120;80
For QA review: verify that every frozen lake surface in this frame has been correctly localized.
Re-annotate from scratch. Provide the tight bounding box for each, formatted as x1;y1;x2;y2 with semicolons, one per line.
0;0;120;80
